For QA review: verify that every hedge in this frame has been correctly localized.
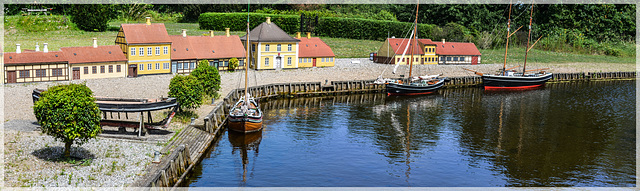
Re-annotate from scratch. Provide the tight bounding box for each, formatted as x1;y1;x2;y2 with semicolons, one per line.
199;12;439;41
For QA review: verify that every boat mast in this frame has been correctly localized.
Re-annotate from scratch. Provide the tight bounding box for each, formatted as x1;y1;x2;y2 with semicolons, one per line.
408;3;419;80
522;1;534;75
503;1;513;76
244;0;250;106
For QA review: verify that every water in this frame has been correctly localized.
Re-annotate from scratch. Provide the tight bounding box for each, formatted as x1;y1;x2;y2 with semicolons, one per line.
187;80;636;187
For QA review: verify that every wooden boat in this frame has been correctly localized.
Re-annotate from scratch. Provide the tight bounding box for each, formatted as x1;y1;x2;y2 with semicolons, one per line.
383;3;447;96
466;1;551;90
32;88;178;112
228;5;263;133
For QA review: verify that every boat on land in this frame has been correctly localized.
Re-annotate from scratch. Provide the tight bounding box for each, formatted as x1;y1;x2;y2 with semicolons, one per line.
228;4;263;133
381;3;447;96
32;88;178;112
465;1;551;90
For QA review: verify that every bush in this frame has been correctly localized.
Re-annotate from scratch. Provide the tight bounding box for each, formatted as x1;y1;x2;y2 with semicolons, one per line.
168;75;203;111
70;4;117;32
13;15;77;32
199;13;300;34
191;60;221;97
33;83;102;158
228;58;239;71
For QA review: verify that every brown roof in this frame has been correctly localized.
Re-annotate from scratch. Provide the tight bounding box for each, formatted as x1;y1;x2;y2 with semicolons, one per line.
239;22;300;43
432;41;481;56
170;35;246;60
297;37;335;58
4;51;66;65
61;45;127;64
121;23;171;44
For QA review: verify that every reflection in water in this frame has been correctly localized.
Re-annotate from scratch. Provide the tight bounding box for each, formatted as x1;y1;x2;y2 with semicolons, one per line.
188;80;635;187
228;130;262;185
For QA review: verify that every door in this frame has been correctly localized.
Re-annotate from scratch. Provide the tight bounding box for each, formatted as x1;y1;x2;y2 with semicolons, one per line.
128;64;137;77
72;67;80;80
6;71;16;83
171;62;177;73
276;57;282;69
312;58;316;67
471;56;479;65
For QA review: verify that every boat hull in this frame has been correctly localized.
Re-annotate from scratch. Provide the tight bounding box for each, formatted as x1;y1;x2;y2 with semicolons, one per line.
385;78;446;96
228;116;263;133
482;73;552;90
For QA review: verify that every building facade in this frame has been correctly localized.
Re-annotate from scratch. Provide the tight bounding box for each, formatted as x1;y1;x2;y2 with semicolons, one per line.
115;17;172;77
61;39;128;80
297;32;335;68
4;43;69;84
375;38;481;65
240;17;300;70
170;29;246;74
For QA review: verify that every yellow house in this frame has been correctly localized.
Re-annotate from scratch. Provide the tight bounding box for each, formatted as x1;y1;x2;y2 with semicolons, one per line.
115;17;171;77
418;39;438;64
296;32;335;68
4;43;69;83
240;17;300;70
61;38;128;80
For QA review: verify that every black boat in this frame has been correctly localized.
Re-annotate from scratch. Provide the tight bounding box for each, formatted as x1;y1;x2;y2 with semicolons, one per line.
386;77;447;96
481;72;552;90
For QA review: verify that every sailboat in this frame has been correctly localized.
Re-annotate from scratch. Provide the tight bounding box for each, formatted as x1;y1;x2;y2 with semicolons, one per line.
229;5;263;133
466;1;552;90
383;3;447;96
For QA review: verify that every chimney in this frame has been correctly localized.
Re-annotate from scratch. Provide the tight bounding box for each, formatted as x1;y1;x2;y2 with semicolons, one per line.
182;29;187;37
16;44;21;53
306;32;311;39
442;39;445;44
93;38;98;48
146;17;151;25
43;43;48;53
266;17;271;24
35;43;40;52
209;30;214;37
225;28;230;37
296;32;301;39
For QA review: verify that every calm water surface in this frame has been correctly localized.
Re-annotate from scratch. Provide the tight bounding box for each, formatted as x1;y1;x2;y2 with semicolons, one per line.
188;80;635;187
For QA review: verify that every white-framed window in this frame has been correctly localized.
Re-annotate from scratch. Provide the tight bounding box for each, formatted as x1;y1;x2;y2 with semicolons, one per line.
190;62;196;69
130;47;136;56
177;62;183;69
331;58;334;62
288;44;292;51
156;63;160;70
299;58;302;63
148;64;152;70
156;47;160;55
147;47;152;56
163;63;169;69
460;57;465;61
265;44;270;51
183;62;188;69
287;57;292;65
139;48;144;56
139;64;144;70
277;44;281;51
163;46;168;54
265;58;269;66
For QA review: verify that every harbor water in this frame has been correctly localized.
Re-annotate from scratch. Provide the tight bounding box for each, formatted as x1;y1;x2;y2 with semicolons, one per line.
187;80;635;187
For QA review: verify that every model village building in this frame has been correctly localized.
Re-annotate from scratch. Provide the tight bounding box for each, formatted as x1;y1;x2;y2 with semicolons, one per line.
4;43;68;84
375;38;481;65
115;17;172;77
170;28;247;74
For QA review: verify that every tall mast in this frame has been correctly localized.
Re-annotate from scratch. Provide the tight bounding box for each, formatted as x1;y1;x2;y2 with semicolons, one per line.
408;3;419;80
503;1;513;76
244;0;250;105
522;1;534;75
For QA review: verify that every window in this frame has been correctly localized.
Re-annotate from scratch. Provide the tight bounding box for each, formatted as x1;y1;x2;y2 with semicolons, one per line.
453;57;458;61
155;47;160;55
288;44;292;51
36;69;46;77
322;58;325;62
109;65;114;73
19;70;30;78
163;46;168;54
147;47;152;56
277;44;281;51
460;57;465;61
252;44;256;52
224;61;229;67
139;64;144;71
92;66;97;74
84;67;89;74
101;66;105;73
446;57;452;61
331;58;333;62
117;65;121;73
52;68;62;76
239;60;244;66
130;47;136;56
163;63;169;69
183;62;189;69
156;63;160;70
148;64;152;70
139;48;144;56
397;58;400;62
177;62;183;69
287;57;292;65
265;44;270;51
265;58;269;66
191;62;196;69
299;58;302;63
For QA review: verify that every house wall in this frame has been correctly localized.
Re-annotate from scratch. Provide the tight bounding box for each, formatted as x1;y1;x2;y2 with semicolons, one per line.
127;44;171;75
299;57;335;68
253;42;298;70
438;55;480;65
71;61;127;80
393;54;423;65
422;45;438;65
4;62;68;83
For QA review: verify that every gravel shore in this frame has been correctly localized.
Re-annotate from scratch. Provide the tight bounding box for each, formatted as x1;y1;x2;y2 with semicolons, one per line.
2;59;635;187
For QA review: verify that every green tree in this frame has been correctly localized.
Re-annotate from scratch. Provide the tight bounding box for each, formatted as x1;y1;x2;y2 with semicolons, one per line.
33;84;102;158
228;58;239;71
70;4;117;32
191;60;221;97
168;74;204;111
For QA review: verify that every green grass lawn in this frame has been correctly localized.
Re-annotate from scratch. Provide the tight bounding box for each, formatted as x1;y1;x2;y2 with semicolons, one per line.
4;15;635;64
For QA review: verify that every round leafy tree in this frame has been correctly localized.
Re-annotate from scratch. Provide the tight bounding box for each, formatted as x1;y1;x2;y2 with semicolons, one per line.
228;57;239;71
190;59;221;97
33;84;102;158
168;74;204;111
70;4;117;32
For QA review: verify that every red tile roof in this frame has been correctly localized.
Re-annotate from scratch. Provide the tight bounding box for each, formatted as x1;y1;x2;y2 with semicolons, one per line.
121;23;171;44
388;38;424;55
297;37;335;58
4;51;66;65
170;35;246;60
432;41;481;56
61;45;127;64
